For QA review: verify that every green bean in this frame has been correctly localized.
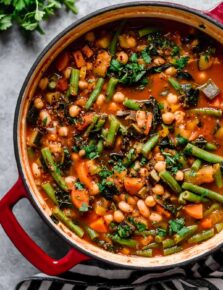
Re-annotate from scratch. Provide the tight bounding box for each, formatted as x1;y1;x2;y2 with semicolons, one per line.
188;229;214;244
162;239;175;249
123;149;137;166
142;242;159;250
41;147;68;192
42;183;58;205
215;222;223;233
141;134;159;157
105;116;120;147
97;139;104;154
106;77;119;100
155;235;165;243
70;68;80;96
174;225;198;244
84;115;99;137
159;171;182;194
163;245;182;256
182;182;223;203
138;27;157;37
135;230;156;236
204;203;221;217
213;164;223;188
110;236;137;248
85;225;99;240
184;143;223;163
52;207;84;238
109;20;126;56
123;99;140;110
168;77;181;91
205;142;217;151
85;78;104;109
191;159;202;172
189;108;222;117
94;118;106;132
135;249;153;257
178;191;208;204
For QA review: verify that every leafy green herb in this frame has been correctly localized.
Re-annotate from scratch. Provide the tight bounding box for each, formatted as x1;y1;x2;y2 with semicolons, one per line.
169;218;189;236
172;56;189;70
98;179;118;200
117;222;134;238
83;145;99;160
113;160;126;173
156;228;167;237
98;167;113;178
162;151;183;174
55;189;72;209
141;49;151;64
171;46;180;56
79;202;89;212
130;53;138;63
75;181;85;190
128;217;147;232
0;0;78;34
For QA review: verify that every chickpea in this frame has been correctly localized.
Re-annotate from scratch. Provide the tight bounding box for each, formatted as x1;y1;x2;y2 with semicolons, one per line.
153;57;165;66
96;94;105;107
65;176;76;185
104;214;113;225
118;201;133;213
69;105;80;118
152;184;165;195
127;196;137;206
39;110;51;126
162;112;175;124
174;111;185;124
119;34;136;49
137;200;150;218
63;67;72;79
32;162;41;178
136;110;147;128
97;35;111;49
113;92;125;103
85;31;95;42
78;80;88;90
139;167;149;177
58;126;68;137
116;51;128;64
79;149;86;157
154;161;166;173
38;77;48;90
154;152;165;161
113;210;125;223
34;97;44;109
145;196;156;207
175;170;184;181
149;212;162;222
91;183;100;195
167;93;178;104
164;66;177;76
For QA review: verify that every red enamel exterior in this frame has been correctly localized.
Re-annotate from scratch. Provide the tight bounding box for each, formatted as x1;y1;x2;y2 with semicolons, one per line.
0;2;223;276
0;177;89;275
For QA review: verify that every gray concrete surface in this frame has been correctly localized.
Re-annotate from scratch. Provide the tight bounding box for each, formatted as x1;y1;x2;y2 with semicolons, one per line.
0;0;220;289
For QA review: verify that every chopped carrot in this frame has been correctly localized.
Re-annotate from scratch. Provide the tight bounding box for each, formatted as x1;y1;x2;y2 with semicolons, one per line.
184;204;203;219
144;113;153;135
76;161;99;195
76;113;94;131
156;204;171;218
200;217;213;229
189;131;200;141
73;50;86;68
82;45;94;58
71;188;89;210
89;218;108;233
56;52;69;71
124;177;144;195
57;78;68;91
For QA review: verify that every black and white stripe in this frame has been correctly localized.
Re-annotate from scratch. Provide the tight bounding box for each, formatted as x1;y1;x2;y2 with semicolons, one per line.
15;253;223;290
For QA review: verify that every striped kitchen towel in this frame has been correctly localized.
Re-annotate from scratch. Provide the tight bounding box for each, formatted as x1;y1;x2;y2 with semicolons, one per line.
16;248;223;290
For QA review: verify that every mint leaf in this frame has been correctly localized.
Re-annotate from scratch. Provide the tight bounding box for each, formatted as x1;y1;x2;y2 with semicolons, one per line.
0;14;12;30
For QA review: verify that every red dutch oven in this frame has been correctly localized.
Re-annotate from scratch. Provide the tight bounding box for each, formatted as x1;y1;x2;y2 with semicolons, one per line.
1;1;223;276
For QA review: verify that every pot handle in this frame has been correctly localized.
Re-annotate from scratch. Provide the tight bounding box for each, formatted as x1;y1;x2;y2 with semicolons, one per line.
205;2;223;24
0;177;89;275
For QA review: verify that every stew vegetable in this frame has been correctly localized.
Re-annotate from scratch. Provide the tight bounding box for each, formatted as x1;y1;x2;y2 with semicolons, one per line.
26;20;223;257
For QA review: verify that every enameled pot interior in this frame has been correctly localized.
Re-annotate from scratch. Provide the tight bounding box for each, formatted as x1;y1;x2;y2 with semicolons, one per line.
16;3;223;269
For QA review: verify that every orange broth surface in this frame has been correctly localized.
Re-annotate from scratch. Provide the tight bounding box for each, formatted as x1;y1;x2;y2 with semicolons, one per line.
26;19;223;257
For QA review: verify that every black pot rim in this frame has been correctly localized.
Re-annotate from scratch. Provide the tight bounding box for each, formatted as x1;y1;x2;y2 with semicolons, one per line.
13;1;223;271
